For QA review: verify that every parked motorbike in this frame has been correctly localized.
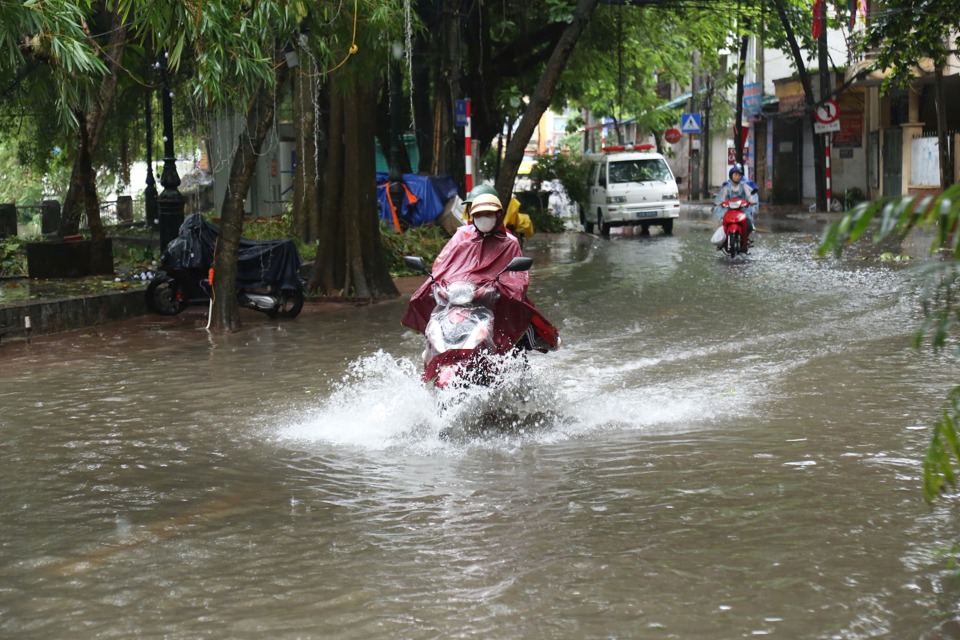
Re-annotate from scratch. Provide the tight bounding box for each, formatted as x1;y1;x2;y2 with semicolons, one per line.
403;255;556;388
712;197;752;259
146;214;305;319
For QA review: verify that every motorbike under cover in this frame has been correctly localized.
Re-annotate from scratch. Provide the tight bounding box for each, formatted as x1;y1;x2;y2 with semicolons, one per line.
402;225;559;353
162;214;303;290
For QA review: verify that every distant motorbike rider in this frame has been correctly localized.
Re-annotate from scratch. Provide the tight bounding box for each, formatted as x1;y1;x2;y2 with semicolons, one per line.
402;193;558;355
713;163;758;234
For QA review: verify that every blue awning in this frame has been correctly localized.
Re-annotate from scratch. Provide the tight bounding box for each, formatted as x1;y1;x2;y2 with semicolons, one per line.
659;92;692;110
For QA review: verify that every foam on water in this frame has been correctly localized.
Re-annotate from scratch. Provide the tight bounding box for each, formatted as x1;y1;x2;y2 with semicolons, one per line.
277;350;444;451
273;343;772;454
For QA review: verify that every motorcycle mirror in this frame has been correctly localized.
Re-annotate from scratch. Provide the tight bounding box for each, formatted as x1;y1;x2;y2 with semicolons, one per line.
496;256;533;278
403;256;429;275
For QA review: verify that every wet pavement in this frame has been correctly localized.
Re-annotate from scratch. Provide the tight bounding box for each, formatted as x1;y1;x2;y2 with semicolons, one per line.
3;214;959;638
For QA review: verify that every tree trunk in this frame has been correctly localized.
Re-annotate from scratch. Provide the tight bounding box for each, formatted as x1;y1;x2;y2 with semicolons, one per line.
208;62;287;332
292;58;320;243
434;0;462;180
412;32;435;173
495;0;600;201
58;11;128;237
772;0;825;209
310;72;398;300
311;73;345;295
76;111;104;244
934;64;953;190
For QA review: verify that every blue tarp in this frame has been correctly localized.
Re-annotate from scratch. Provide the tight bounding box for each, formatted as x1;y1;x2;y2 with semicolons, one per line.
376;173;458;230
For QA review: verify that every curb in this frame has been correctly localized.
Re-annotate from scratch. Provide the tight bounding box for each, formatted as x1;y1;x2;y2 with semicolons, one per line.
0;288;147;345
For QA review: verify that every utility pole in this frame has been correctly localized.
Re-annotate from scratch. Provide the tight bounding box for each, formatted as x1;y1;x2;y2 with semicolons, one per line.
735;33;748;165
689;51;701;201
701;77;711;200
815;13;830;212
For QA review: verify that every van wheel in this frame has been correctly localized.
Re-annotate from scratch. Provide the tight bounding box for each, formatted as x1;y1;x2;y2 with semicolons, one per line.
661;219;674;235
598;213;610;237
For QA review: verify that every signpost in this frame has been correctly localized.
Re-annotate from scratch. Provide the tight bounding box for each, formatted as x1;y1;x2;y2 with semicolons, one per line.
813;99;840;133
814;99;840;206
680;113;702;134
456;99;472;191
664;128;682;145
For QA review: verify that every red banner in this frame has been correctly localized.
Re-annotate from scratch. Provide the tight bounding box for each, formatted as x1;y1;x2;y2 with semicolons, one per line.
812;0;825;39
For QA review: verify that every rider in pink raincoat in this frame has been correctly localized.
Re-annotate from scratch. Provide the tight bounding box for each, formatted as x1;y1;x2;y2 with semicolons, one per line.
402;193;558;381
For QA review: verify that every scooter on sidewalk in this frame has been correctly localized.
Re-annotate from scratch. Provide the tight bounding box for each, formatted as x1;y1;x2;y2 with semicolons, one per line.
145;214;305;319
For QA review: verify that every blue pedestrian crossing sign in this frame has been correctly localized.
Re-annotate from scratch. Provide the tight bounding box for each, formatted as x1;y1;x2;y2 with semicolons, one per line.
680;113;702;134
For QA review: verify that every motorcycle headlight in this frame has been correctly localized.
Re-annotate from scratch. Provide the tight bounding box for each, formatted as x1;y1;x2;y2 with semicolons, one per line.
446;282;476;306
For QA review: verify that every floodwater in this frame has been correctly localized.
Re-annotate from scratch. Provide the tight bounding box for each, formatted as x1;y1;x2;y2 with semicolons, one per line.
2;215;960;639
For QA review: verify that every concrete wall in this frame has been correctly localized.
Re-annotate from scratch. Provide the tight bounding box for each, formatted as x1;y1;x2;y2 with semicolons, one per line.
0;289;146;344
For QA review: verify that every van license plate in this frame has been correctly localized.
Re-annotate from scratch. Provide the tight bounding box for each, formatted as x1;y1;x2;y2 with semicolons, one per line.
636;211;657;218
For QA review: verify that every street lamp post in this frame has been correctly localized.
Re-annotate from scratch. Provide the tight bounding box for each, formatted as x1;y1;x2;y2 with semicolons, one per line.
157;52;184;251
144;88;158;230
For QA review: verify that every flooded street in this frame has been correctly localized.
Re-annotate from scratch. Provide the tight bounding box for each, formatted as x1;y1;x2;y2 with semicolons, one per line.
2;215;959;638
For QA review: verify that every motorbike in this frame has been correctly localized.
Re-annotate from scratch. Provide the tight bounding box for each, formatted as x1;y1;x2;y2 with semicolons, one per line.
712;197;753;259
403;255;556;388
146;214;305;319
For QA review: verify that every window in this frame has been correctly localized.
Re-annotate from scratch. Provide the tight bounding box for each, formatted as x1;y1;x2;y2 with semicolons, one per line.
609;159;672;183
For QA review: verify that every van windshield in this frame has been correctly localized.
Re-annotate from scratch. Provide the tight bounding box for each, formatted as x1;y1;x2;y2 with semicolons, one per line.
608;159;672;184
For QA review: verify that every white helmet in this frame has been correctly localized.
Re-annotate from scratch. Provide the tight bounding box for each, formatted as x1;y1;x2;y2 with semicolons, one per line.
470;193;503;217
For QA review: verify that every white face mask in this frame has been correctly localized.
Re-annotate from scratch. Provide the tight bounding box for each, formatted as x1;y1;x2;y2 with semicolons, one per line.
474;216;496;233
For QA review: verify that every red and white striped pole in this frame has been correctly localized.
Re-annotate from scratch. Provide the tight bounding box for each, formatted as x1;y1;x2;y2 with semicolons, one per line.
464;98;473;193
824;134;832;209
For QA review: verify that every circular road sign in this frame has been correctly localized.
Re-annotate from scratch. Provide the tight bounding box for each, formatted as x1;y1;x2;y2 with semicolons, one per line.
815;99;840;125
664;128;682;144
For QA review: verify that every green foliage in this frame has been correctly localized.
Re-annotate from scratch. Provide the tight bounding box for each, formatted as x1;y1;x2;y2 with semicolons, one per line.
379;222;450;276
243;214;316;262
860;0;960;92
819;184;960;502
528;204;566;234
530;152;590;217
124;245;155;266
559;3;732;132
0;236;27;276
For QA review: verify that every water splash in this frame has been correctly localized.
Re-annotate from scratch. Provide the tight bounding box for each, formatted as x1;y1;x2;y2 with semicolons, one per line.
272;343;753;454
277;350;442;450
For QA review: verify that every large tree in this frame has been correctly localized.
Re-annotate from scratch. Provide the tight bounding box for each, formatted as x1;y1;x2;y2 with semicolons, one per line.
495;0;601;200
861;0;960;190
307;1;405;299
139;1;309;331
0;1;120;253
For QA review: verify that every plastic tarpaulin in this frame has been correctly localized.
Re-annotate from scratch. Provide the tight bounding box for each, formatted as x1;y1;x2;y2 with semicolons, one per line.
377;173;458;230
162;214;303;291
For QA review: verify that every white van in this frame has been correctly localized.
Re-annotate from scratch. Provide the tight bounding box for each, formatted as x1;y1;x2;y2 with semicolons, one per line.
582;146;681;236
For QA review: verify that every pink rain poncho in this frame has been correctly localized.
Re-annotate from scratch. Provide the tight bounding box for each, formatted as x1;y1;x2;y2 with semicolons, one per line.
401;220;558;355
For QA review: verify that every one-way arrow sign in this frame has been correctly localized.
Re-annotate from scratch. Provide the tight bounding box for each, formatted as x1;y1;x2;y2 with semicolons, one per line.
680;113;702;134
